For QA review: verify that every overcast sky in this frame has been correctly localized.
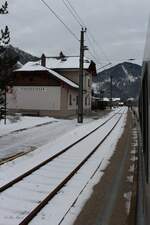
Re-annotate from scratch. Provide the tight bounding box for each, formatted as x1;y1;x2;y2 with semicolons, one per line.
0;0;150;66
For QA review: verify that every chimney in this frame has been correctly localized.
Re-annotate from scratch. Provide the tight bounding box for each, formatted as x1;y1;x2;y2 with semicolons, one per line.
59;51;67;61
41;53;46;67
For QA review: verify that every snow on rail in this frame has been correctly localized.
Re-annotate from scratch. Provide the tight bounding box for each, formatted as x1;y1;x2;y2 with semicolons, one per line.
30;108;128;225
0;108;123;188
0;108;127;224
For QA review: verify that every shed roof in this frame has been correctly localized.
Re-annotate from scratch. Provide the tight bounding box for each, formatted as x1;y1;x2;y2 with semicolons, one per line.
15;62;79;89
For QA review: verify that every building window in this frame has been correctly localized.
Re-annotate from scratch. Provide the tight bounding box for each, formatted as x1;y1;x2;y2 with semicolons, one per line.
76;96;78;105
69;94;72;105
85;96;87;106
88;78;90;87
88;97;90;105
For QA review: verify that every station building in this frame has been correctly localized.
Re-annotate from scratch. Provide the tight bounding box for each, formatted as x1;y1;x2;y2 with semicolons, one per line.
7;53;96;117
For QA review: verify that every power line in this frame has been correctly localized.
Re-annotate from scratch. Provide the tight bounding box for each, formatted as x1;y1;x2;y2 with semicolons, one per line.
39;0;79;42
85;32;103;65
86;34;103;65
64;0;85;27
62;0;103;63
99;58;142;63
62;0;82;27
88;49;102;66
97;63;112;71
62;0;110;65
62;0;102;65
87;31;111;64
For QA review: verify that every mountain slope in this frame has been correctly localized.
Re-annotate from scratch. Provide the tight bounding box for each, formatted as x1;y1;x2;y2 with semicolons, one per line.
93;62;142;100
1;45;39;64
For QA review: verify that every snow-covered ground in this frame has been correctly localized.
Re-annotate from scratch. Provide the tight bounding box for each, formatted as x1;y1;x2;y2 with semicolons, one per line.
0;118;77;159
0;116;57;137
0;109;121;186
0;107;127;225
0;112;109;160
0;114;100;160
33;109;127;225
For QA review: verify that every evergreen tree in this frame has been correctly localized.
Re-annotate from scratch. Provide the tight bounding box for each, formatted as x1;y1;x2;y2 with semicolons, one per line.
0;1;9;52
0;1;8;14
0;1;10;122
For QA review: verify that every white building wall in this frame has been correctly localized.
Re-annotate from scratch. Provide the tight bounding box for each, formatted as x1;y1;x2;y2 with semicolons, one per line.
67;90;91;112
83;73;92;111
83;94;91;110
67;89;78;110
7;86;61;111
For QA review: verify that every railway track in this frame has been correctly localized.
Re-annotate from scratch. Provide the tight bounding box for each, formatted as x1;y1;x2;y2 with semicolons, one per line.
0;108;125;225
0;109;121;188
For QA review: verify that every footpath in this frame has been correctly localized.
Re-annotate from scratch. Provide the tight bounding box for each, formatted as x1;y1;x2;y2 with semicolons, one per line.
73;110;138;225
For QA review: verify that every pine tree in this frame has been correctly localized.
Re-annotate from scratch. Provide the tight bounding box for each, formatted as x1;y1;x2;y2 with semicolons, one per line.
0;1;9;53
0;1;8;14
0;1;10;122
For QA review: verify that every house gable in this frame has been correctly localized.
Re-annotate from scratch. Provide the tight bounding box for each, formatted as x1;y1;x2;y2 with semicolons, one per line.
13;71;61;87
13;62;79;89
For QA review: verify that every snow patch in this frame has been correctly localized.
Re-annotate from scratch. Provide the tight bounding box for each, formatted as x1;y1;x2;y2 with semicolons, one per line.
0;116;56;137
123;192;132;215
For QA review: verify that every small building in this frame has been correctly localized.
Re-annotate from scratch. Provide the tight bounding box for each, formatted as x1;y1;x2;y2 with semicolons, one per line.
126;97;137;107
7;62;79;117
112;98;121;107
92;97;110;110
7;53;96;117
40;53;96;113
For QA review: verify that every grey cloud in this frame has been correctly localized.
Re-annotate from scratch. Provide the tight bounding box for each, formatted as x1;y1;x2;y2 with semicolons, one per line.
1;0;150;65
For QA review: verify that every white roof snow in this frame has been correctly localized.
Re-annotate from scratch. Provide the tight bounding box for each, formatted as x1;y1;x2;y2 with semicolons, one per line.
15;62;48;72
15;62;79;89
103;97;109;102
41;57;90;69
112;98;121;101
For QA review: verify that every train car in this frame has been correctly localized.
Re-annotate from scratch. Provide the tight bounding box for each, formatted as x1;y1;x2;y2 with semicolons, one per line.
139;21;150;183
137;20;150;225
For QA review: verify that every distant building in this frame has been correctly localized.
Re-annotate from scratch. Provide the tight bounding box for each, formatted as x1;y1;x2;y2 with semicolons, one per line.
7;52;96;117
92;97;122;109
92;97;109;110
126;97;137;107
112;98;121;107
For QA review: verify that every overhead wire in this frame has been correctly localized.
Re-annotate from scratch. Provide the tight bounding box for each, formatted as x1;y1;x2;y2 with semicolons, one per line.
40;0;110;66
86;34;103;65
64;0;85;27
88;51;103;67
62;0;82;27
39;0;80;42
62;0;101;65
87;31;111;64
62;0;110;65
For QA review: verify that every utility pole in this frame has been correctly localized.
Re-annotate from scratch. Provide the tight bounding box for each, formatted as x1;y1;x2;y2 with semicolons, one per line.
110;75;112;109
99;74;101;100
4;87;7;125
78;27;87;123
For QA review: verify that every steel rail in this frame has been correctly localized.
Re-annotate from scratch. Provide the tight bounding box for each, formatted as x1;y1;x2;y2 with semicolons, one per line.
0;110;121;193
19;113;123;225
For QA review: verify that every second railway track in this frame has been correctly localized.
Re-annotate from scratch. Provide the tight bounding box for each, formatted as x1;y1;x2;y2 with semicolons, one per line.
0;108;125;225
